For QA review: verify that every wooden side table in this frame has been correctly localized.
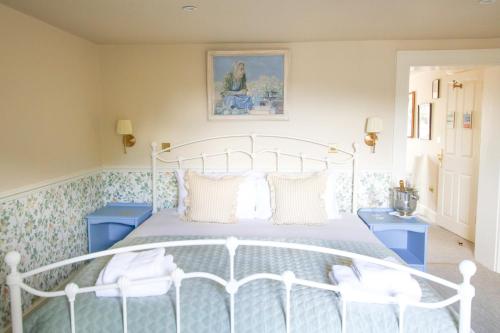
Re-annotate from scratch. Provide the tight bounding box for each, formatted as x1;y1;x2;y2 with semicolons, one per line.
357;208;429;271
86;203;152;253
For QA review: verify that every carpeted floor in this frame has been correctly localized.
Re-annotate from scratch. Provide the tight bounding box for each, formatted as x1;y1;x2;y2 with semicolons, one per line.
426;224;500;333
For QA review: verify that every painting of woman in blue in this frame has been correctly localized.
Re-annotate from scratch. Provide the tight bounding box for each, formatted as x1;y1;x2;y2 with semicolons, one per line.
210;51;286;118
221;61;254;111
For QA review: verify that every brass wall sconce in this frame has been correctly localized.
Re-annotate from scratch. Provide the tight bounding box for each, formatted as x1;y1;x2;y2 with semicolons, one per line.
364;117;383;153
116;120;136;154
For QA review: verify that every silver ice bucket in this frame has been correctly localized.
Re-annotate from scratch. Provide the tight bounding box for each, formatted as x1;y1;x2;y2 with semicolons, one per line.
392;187;419;216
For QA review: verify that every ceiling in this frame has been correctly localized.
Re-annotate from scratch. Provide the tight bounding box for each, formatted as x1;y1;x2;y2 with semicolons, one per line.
2;0;500;44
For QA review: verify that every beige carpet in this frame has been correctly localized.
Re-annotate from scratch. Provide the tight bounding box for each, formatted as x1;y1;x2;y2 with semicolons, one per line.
426;224;500;333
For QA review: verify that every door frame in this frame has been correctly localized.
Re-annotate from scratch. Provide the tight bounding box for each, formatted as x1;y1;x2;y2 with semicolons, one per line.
393;48;500;271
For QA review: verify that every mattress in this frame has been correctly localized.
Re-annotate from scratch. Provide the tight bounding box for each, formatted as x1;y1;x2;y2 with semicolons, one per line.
23;235;459;333
128;209;383;245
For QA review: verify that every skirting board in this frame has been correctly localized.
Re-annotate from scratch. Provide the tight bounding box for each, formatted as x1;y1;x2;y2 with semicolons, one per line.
417;204;437;224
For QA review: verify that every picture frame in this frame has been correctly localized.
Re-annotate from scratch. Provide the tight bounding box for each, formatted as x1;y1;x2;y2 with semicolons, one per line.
407;91;416;138
207;50;289;120
432;79;440;99
463;112;472;129
446;111;455;129
418;103;432;140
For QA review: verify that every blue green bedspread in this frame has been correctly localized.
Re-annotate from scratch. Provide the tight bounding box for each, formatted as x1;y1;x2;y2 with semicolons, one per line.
24;236;459;333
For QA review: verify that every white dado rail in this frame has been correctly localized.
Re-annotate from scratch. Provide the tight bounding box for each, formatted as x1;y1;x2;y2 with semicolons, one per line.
151;133;359;214
6;237;476;333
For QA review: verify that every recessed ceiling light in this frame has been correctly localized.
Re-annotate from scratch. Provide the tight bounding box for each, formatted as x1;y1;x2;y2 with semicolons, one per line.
182;5;197;12
479;0;496;5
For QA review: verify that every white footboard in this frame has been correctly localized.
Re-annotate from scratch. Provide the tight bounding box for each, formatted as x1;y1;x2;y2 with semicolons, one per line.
5;237;476;333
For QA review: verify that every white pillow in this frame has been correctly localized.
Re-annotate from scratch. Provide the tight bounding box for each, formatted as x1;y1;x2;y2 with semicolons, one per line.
184;171;244;224
255;171;341;220
175;169;257;219
267;172;329;225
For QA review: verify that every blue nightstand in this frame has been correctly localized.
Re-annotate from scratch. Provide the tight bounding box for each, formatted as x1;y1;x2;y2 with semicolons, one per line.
357;208;429;271
86;203;152;253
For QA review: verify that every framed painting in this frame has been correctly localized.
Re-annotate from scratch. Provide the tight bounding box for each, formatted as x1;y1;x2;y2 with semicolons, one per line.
207;50;289;120
407;91;416;138
418;103;432;140
432;79;440;99
463;112;472;129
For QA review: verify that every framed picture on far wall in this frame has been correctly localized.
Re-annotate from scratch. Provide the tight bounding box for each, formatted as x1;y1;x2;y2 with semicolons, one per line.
418;103;432;140
407;91;416;137
432;79;440;99
207;50;289;120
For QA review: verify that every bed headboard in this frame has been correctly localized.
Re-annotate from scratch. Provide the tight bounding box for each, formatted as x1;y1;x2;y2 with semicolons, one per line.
151;133;358;214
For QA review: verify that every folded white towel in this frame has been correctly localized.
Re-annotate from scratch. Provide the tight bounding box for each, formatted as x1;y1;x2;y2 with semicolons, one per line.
329;265;390;301
352;256;412;285
95;249;176;298
330;262;422;302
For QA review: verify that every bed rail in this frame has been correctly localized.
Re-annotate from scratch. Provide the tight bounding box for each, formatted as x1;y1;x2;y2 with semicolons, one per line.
5;238;475;333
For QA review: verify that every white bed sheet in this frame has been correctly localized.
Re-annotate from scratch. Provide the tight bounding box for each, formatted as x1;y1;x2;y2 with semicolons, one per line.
128;208;383;245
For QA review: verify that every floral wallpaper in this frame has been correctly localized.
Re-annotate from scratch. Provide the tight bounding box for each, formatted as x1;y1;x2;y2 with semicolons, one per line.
0;168;390;329
0;173;104;329
100;170;178;210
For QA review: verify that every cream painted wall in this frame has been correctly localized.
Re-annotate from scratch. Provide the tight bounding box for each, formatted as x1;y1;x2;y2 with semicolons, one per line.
99;40;500;172
475;66;500;272
0;4;102;192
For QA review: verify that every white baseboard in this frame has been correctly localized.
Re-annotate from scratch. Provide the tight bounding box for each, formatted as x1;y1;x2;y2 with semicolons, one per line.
416;204;437;224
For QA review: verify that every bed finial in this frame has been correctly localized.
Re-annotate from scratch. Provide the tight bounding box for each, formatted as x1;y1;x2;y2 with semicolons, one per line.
458;260;476;333
459;260;477;283
5;251;21;271
352;142;359;154
151;142;158;151
6;251;23;333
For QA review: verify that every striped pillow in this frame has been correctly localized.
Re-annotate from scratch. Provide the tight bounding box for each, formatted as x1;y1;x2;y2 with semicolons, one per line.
184;170;245;224
267;172;328;225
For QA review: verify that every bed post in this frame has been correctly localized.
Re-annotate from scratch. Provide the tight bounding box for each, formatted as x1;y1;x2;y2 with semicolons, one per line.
458;260;476;333
151;142;158;214
351;143;359;213
5;251;23;333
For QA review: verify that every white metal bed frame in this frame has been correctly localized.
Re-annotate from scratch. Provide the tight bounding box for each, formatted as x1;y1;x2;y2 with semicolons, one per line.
5;133;476;333
151;133;359;213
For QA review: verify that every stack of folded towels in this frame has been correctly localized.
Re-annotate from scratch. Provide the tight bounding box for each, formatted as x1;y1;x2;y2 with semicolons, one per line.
95;248;177;298
329;257;422;302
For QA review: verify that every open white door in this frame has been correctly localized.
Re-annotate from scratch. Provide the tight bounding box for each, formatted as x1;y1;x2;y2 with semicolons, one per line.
437;75;482;241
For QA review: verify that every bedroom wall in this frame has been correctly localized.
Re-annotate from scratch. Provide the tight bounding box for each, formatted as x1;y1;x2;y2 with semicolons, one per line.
99;40;500;173
97;40;500;211
0;4;102;193
0;5;103;329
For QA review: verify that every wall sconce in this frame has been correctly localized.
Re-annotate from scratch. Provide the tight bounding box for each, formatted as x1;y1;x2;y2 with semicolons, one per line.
116;120;136;154
364;117;383;153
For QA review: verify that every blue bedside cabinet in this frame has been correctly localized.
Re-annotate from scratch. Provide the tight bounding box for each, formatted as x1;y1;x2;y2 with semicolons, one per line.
357;208;429;271
86;203;152;253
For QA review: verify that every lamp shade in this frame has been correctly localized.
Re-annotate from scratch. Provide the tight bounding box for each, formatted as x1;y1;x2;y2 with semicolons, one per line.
116;120;133;135
365;117;383;133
